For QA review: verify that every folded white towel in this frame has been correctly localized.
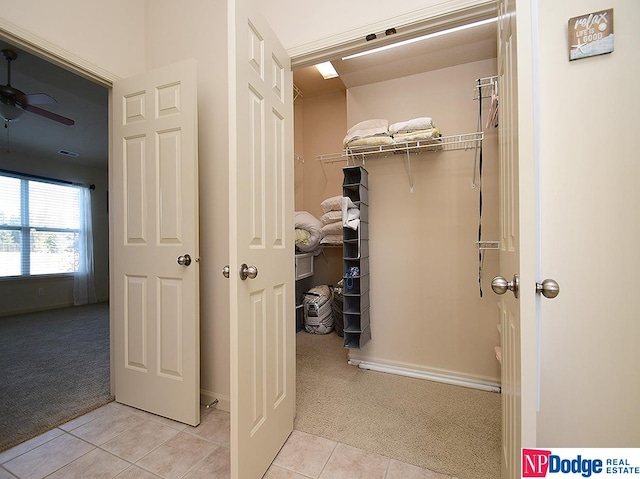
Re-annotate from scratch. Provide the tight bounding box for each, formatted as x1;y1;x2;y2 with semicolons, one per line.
341;197;360;230
389;117;434;135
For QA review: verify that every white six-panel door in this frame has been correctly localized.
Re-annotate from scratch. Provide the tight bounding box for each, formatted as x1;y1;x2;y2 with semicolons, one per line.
497;0;522;476
112;59;200;426
228;0;296;477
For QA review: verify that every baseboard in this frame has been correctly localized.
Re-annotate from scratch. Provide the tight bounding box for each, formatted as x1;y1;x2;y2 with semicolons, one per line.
347;358;501;393
0;301;75;317
200;389;230;412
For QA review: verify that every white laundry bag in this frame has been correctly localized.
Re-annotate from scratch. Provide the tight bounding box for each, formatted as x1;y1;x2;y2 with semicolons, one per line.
303;285;334;334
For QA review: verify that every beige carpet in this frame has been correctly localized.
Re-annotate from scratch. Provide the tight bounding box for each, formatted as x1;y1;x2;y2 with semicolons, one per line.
294;331;501;479
0;303;113;452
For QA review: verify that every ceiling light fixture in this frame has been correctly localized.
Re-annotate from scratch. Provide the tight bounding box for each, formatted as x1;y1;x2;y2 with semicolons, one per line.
315;61;339;79
342;17;498;61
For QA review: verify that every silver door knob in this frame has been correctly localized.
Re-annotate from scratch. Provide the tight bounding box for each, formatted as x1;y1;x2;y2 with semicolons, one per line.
240;263;258;280
536;279;560;299
222;265;230;278
491;274;519;298
177;254;192;266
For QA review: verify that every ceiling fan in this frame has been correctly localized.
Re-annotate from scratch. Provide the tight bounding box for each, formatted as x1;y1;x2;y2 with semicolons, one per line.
0;48;75;126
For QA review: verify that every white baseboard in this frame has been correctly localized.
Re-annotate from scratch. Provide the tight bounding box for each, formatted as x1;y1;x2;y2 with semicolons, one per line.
347;359;501;393
200;389;230;412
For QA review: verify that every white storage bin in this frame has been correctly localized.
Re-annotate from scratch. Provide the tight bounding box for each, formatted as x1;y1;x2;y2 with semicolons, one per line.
295;253;313;280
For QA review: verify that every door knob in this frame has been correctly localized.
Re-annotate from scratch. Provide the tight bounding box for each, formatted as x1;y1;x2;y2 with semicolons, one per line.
177;254;192;266
222;265;230;278
491;274;519;298
536;279;560;299
239;263;258;280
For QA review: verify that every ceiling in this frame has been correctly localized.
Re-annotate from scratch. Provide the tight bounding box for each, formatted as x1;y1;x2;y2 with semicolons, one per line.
0;40;108;169
0;20;496;169
292;19;496;97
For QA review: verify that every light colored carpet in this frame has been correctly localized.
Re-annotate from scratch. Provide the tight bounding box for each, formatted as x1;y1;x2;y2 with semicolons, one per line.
294;330;501;479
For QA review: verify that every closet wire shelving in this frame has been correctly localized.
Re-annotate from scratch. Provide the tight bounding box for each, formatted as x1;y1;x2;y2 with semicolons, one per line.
317;132;484;191
473;75;500;254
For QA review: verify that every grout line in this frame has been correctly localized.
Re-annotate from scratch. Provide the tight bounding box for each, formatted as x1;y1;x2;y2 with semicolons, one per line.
315;441;339;478
383;456;392;478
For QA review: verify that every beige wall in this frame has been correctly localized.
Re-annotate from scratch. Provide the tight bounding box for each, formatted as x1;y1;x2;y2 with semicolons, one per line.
349;59;500;383
297;58;501;384
144;1;231;409
294;89;347;286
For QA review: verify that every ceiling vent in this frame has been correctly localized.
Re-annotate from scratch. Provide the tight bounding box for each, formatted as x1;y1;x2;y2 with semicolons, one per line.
58;149;79;157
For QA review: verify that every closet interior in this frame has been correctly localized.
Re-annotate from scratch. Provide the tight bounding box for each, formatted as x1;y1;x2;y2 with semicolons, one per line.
292;31;502;391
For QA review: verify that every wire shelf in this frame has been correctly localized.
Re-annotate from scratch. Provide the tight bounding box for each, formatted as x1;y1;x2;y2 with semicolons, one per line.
316;132;484;190
317;132;484;164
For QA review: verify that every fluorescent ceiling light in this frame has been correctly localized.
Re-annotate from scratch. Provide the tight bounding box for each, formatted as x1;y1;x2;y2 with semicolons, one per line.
315;61;339;79
342;17;498;61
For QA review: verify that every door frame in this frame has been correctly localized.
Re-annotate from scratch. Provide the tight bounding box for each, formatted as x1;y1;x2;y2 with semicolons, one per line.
0;24;117;396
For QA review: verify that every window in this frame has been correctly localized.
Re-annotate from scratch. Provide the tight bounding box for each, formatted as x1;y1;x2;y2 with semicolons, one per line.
0;173;82;277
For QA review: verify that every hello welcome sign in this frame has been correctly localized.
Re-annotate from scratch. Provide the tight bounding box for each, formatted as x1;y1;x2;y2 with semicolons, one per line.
568;9;614;61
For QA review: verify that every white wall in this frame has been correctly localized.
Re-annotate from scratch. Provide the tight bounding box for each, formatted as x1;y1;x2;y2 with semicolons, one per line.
263;0;494;54
1;0;146;79
341;58;501;384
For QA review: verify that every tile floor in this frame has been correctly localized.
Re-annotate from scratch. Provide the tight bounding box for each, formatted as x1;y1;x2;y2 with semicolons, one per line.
0;401;458;479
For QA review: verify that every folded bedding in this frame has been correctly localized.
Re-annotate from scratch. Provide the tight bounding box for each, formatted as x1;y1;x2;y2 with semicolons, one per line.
343;118;391;147
389;117;435;135
392;127;441;143
343;117;441;151
320;234;343;246
346;136;394;148
295;228;311;245
295;211;324;253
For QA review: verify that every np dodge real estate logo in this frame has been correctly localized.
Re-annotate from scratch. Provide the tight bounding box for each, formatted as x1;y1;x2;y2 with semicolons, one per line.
522;449;640;478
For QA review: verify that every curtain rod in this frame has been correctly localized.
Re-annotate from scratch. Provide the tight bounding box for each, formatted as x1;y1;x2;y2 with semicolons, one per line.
0;168;95;190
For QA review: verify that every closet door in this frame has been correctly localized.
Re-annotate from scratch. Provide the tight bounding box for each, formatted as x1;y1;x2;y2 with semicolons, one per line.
228;0;295;477
496;0;537;476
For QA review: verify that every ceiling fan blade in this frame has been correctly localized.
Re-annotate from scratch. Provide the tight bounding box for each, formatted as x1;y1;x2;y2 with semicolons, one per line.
23;93;57;105
23;104;74;126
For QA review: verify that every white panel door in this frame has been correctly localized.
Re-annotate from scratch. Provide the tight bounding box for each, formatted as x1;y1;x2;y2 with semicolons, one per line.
497;1;521;477
534;1;640;446
112;59;200;426
497;0;539;476
228;0;295;477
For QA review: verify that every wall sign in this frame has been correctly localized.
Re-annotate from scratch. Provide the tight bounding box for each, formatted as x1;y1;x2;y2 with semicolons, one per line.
569;9;614;61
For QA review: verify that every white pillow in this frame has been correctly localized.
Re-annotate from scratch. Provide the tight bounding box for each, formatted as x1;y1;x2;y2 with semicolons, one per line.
321;195;342;213
320;210;342;224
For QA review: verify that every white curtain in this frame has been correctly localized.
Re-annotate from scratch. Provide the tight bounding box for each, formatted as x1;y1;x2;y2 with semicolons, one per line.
74;186;97;305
